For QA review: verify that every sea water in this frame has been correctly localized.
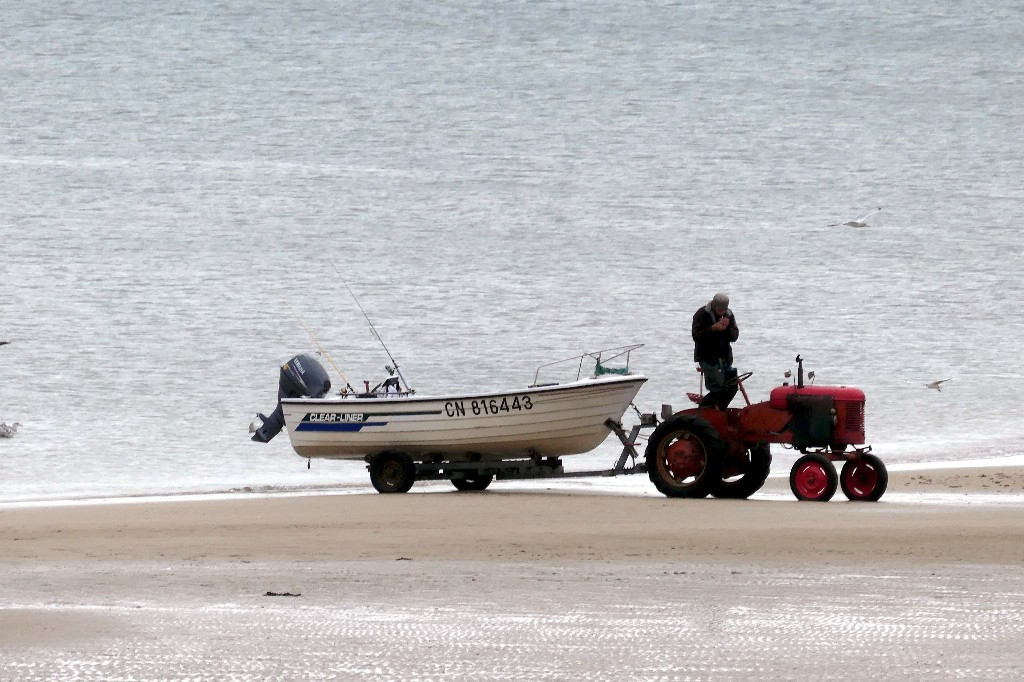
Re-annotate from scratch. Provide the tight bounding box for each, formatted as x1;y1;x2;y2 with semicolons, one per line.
2;0;1023;502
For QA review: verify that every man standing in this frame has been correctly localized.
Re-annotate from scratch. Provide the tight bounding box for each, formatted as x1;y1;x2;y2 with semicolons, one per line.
692;293;740;408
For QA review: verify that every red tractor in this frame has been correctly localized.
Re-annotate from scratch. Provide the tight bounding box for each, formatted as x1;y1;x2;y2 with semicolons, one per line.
645;356;888;501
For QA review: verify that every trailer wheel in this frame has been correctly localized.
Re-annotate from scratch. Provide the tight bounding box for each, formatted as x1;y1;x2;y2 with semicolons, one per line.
789;453;837;501
369;451;416;494
712;444;772;499
840;454;888;501
645;415;725;498
451;474;493;492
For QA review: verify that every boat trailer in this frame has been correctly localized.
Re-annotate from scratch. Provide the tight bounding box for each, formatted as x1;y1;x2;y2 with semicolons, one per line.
399;415;658;491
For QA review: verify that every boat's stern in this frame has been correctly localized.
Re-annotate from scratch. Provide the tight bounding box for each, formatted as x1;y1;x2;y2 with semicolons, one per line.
250;353;332;443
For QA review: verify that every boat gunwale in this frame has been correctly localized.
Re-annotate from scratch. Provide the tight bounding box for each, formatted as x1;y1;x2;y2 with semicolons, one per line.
280;374;647;407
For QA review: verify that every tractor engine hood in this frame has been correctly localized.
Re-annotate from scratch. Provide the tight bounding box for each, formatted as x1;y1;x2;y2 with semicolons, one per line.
768;384;865;410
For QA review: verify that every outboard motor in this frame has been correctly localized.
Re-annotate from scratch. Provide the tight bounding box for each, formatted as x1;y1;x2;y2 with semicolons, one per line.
251;353;331;443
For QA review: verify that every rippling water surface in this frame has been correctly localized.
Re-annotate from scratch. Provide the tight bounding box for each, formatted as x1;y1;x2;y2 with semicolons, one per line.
2;0;1023;501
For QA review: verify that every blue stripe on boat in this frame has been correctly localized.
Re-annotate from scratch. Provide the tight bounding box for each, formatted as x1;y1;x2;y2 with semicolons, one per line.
296;422;389;432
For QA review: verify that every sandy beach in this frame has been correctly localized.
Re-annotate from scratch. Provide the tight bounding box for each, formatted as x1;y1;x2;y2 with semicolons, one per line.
2;465;1024;680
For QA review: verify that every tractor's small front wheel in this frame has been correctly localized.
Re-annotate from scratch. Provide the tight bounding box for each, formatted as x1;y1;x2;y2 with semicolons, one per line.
790;453;838;501
645;415;726;498
840;454;888;501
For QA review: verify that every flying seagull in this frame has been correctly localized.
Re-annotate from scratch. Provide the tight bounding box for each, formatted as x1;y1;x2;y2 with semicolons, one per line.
925;378;952;392
828;206;883;227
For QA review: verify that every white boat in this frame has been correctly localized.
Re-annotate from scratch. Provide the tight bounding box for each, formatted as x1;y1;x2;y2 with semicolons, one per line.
282;373;646;459
251;345;647;492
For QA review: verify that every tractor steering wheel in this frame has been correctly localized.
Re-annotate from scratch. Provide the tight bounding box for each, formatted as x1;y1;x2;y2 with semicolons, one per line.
727;371;753;386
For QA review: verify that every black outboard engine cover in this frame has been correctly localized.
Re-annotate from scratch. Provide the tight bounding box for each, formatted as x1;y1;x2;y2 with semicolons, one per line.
251;353;332;443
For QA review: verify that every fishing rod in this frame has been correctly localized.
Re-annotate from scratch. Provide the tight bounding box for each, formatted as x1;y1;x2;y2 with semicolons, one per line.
333;265;414;393
283;300;355;394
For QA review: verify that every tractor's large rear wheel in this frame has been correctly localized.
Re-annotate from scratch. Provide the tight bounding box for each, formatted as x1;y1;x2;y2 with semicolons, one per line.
789;453;838;501
369;451;416;494
840;454;888;501
645;415;726;498
712;444;772;499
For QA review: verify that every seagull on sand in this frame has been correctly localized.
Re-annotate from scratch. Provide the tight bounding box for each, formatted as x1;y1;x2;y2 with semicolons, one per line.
925;378;952;392
0;422;21;438
828;206;883;227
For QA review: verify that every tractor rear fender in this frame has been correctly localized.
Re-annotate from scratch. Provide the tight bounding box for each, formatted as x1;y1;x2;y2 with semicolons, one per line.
676;406;730;440
677;405;786;454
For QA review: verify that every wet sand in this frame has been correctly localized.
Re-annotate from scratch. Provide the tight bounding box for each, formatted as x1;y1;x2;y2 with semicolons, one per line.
2;465;1023;680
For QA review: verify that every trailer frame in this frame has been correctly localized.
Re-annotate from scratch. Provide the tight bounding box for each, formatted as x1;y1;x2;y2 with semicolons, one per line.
404;415;658;487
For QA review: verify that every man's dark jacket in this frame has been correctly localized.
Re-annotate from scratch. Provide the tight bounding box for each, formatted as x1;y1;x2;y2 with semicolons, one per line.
691;304;739;364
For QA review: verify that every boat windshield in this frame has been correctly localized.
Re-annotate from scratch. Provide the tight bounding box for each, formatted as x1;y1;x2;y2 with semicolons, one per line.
531;343;643;387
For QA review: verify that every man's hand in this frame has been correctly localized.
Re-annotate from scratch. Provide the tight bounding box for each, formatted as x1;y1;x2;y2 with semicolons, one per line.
712;316;730;331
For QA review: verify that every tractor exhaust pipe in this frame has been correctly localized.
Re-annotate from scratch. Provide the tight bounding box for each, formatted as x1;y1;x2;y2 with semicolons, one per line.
795;355;804;389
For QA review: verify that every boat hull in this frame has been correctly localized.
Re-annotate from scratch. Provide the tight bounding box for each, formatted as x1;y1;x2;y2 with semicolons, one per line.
282;375;646;460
